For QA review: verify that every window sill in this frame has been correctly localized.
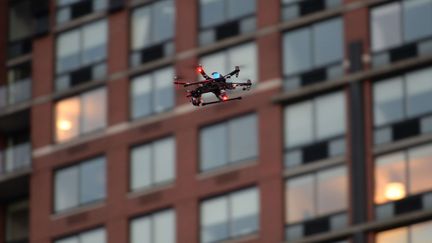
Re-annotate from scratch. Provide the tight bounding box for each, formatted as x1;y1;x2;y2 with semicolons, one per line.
54;11;106;34
373;132;432;156
51;200;105;220
6;53;32;68
197;159;257;180
220;232;259;243
283;155;345;178
127;182;174;199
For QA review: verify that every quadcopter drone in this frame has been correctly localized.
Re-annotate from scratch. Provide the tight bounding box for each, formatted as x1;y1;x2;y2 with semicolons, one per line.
174;64;252;106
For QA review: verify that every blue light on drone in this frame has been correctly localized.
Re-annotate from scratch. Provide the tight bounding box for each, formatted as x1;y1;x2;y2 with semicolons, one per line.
212;72;221;78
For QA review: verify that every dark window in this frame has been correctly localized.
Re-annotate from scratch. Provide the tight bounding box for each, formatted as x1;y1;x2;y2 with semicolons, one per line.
8;0;33;59
56;0;108;24
281;0;343;21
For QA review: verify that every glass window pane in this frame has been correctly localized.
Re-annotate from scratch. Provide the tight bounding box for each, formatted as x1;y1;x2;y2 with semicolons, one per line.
227;0;256;20
313;18;343;66
130;145;152;190
376;227;408;243
371;3;402;52
408;143;432;194
8;1;32;42
57;30;80;73
411;220;432;243
55;166;79;212
154;210;175;243
131;75;152;119
230;188;259;237
373;77;404;126
6;201;29;241
82;88;107;133
406;67;432;117
130;217;151;243
56;97;80;142
153;67;174;113
80;228;106;243
56;237;79;243
80;157;106;204
82;20;107;65
228;114;257;163
201;51;227;77
153;0;175;43
200;0;225;28
403;0;432;42
200;124;228;171
286;175;315;223
154;137;175;184
316;92;346;140
228;43;257;82
375;152;407;204
284;101;313;148
283;28;312;76
201;197;229;243
317;167;347;215
58;0;80;7
132;6;152;50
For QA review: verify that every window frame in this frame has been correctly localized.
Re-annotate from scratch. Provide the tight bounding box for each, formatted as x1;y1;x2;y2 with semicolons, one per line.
56;0;108;24
54;227;106;243
129;208;176;243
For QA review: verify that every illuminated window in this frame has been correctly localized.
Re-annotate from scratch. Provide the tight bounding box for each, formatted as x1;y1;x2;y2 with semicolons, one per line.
282;18;344;90
200;113;258;171
130;137;175;191
283;91;346;167
130;0;175;66
285;166;347;224
56;19;108;91
375;142;432;204
56;0;108;24
281;0;342;21
130;67;174;119
55;228;106;243
8;0;32;59
200;187;259;243
373;66;432;145
54;156;106;212
55;88;106;142
376;220;432;243
199;0;256;45
130;209;175;243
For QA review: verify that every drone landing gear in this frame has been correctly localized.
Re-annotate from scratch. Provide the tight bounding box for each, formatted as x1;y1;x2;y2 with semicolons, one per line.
202;97;242;106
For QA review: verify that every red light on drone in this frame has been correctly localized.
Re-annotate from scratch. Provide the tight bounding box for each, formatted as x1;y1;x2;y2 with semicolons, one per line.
222;96;228;101
197;67;202;73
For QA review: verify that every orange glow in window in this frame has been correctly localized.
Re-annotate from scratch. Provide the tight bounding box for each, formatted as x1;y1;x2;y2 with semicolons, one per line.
384;182;406;201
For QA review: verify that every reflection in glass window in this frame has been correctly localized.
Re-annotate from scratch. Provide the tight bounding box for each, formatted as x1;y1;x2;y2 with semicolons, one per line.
201;188;259;243
200;114;258;171
54;156;106;212
55;228;106;243
130;137;175;191
285;166;347;223
200;0;256;28
374;142;432;204
373;66;432;127
283;18;343;76
131;66;174;119
371;0;432;52
130;209;176;243
376;220;432;243
284;91;346;148
55;88;107;142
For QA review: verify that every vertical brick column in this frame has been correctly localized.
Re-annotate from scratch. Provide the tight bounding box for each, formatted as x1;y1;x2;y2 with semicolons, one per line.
258;96;284;243
108;10;129;126
257;0;282;82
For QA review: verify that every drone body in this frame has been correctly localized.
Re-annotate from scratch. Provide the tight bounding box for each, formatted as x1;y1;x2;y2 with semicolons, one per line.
174;65;252;106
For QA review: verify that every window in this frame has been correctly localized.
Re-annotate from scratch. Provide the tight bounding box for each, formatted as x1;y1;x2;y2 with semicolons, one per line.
376;220;432;243
130;209;176;243
282;18;344;89
6;200;29;243
281;0;343;21
370;0;432;67
374;142;432;205
373;66;432;144
55;228;106;243
283;91;346;167
285;166;347;224
200;113;258;171
56;19;107;91
200;187;259;243
199;0;256;45
1;63;32;107
55;88;107;142
0;133;31;176
54;156;106;212
200;42;257;102
56;0;108;24
130;137;175;191
8;0;32;59
130;67;174;119
130;0;175;66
